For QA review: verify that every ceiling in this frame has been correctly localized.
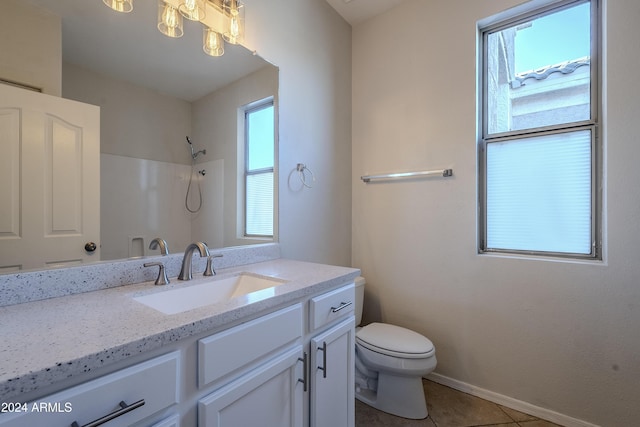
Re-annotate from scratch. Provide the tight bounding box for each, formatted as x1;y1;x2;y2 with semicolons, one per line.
324;0;407;26
23;0;270;101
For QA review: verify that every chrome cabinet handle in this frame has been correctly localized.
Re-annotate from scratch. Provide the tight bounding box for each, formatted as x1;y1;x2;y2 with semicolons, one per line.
297;351;308;392
317;341;327;378
71;399;145;427
331;301;352;313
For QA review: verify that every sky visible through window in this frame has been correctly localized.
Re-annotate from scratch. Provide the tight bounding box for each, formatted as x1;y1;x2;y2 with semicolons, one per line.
514;2;590;74
247;105;274;170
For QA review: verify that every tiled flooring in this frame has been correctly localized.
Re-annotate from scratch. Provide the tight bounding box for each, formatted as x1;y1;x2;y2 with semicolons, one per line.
355;379;563;427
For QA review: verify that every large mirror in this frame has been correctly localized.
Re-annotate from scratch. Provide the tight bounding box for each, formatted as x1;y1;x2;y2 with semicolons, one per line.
0;0;278;273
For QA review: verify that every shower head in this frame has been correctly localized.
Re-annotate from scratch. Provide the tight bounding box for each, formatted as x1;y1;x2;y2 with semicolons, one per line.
185;136;206;160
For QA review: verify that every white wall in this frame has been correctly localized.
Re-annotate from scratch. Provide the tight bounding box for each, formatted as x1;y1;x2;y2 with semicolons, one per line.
0;0;61;96
241;0;353;266
192;66;278;248
63;63;192;165
352;1;640;426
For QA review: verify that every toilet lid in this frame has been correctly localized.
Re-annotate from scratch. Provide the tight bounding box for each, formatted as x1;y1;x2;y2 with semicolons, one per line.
356;322;435;359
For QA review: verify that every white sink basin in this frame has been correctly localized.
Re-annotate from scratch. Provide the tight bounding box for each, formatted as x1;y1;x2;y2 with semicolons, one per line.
133;273;286;315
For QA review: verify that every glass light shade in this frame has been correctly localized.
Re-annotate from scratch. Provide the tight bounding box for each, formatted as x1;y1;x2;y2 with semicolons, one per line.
203;28;225;57
158;1;184;38
222;0;244;45
103;0;133;13
179;0;206;21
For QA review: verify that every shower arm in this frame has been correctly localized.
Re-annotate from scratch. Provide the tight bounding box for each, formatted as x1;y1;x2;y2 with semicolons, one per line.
186;136;206;160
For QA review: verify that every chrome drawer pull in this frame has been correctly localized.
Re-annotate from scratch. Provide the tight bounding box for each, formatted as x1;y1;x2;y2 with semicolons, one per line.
317;341;327;378
297;351;308;392
330;301;352;313
71;399;145;427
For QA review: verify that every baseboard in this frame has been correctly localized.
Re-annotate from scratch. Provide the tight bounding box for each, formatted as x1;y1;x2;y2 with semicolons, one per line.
425;372;600;427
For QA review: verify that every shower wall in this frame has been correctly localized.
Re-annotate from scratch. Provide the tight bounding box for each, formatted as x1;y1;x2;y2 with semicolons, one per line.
189;159;225;250
100;154;193;260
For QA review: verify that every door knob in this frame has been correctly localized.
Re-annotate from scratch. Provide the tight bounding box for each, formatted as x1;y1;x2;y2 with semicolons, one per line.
84;242;97;252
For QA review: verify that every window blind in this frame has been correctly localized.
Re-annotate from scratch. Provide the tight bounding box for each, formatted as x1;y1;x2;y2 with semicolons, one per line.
486;130;592;254
246;171;274;236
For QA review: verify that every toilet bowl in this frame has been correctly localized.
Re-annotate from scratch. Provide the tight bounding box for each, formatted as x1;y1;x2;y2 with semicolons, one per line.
354;277;436;419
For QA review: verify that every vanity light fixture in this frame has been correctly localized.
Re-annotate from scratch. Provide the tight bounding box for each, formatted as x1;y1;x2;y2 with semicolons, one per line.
158;1;184;38
204;27;225;56
222;0;244;45
103;0;245;56
103;0;133;13
179;0;206;21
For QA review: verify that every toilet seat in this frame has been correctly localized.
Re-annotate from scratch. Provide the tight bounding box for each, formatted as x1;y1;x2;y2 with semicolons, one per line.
356;322;434;359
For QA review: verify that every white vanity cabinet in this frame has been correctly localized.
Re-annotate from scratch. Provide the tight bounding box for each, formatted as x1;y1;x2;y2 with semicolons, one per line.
0;352;180;427
197;284;356;427
308;284;356;427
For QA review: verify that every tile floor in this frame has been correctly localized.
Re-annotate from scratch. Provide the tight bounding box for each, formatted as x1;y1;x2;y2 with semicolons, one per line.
355;379;563;427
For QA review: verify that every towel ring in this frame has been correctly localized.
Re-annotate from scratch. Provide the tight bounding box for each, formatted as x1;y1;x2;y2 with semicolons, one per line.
296;163;315;188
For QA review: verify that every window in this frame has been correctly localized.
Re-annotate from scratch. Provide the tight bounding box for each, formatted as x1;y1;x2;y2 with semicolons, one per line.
479;0;601;259
244;100;274;237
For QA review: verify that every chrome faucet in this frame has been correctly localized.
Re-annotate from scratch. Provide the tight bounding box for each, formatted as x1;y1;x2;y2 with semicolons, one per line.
149;237;169;255
178;242;210;281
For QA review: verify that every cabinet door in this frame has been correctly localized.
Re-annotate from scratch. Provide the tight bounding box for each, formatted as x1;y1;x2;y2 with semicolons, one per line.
198;346;305;427
151;414;180;427
310;316;355;427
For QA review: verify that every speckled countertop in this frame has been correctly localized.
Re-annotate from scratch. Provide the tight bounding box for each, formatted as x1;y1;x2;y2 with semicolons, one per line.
0;258;359;402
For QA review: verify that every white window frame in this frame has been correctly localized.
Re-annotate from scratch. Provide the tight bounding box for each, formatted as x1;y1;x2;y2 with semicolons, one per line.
478;0;602;260
243;99;275;238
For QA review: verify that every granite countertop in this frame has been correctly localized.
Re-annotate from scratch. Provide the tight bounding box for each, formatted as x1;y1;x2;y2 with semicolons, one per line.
0;258;359;402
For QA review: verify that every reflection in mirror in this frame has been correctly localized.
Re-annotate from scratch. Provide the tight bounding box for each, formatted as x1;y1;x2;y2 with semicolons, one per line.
0;0;278;274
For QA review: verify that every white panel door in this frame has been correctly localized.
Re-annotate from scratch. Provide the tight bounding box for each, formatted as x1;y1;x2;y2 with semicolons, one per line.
0;84;100;271
310;316;356;427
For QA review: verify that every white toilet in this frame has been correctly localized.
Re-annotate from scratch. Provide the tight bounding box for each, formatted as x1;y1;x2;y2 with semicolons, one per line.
354;276;437;419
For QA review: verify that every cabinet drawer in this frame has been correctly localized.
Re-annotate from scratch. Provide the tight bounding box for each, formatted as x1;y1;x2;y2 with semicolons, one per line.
0;352;179;427
199;304;303;388
309;284;355;331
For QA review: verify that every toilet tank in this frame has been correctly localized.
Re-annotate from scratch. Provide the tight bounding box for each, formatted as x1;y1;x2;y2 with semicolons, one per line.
354;276;366;326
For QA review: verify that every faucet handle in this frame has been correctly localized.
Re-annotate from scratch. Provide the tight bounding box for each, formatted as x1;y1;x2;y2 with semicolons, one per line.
144;262;170;285
203;254;224;276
